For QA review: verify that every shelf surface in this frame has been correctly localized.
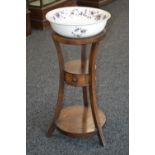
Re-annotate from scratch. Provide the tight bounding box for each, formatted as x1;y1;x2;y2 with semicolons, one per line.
65;60;89;75
56;105;106;137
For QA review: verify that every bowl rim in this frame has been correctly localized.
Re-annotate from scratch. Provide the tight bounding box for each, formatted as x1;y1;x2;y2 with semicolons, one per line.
46;6;111;26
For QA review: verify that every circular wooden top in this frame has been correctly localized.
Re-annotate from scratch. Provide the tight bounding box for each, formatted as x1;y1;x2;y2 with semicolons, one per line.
52;30;106;45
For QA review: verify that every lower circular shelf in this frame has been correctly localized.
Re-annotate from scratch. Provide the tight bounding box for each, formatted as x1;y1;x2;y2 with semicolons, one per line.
56;105;106;138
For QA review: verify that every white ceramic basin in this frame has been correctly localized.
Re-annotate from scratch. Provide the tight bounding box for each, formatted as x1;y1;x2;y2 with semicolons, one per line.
46;6;111;38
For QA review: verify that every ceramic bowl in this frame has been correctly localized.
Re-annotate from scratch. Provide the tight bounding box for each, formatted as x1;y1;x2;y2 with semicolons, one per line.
46;6;111;38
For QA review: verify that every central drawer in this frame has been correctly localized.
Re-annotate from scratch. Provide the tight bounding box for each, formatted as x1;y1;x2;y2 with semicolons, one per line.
64;60;89;87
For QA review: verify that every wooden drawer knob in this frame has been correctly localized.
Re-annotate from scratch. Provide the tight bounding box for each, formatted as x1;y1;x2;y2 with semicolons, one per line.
72;76;77;82
72;75;78;86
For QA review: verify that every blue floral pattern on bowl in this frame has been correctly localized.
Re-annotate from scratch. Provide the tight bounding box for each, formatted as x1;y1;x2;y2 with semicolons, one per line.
46;7;111;38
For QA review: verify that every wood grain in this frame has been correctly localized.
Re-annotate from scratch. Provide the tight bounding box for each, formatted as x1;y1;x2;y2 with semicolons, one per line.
89;42;105;146
47;40;65;137
81;45;89;106
64;60;89;87
77;0;113;8
56;105;106;137
47;30;107;146
29;0;76;29
65;60;89;75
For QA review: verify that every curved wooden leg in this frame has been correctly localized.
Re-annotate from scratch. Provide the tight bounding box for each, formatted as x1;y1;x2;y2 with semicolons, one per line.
47;40;65;137
81;45;88;107
89;42;105;146
47;79;64;137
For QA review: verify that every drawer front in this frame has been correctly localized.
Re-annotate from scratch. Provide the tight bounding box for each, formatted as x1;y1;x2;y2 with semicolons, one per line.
64;72;89;87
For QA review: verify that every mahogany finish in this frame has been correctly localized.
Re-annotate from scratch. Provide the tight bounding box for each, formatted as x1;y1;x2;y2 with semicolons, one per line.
47;40;65;136
47;30;107;146
56;105;106;138
77;0;114;8
64;60;89;87
29;0;76;30
81;44;88;103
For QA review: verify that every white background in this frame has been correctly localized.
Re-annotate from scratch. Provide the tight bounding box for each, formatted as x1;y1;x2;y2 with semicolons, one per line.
0;0;155;154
